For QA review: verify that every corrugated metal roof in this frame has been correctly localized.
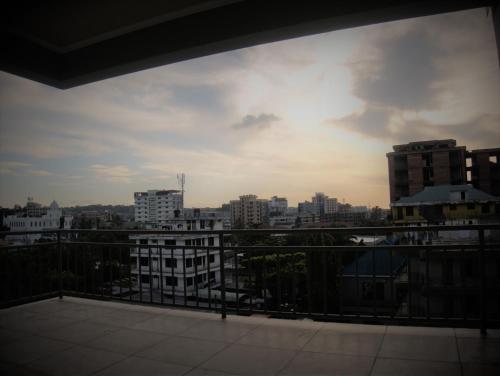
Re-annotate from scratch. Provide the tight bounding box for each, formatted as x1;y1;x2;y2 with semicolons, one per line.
392;185;499;206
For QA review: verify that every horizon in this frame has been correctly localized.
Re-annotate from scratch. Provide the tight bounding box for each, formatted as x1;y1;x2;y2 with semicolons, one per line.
1;8;499;209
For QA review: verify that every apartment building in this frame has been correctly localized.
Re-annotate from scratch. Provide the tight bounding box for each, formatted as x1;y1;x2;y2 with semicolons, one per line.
130;218;222;298
268;196;288;216
134;189;183;228
467;148;500;197
230;195;269;228
387;140;467;203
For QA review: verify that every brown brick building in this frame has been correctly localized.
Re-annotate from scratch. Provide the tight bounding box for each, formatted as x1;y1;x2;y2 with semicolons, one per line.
387;140;467;203
467;148;500;197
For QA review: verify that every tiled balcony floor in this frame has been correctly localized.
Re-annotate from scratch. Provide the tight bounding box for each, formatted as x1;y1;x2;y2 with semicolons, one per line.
1;298;499;375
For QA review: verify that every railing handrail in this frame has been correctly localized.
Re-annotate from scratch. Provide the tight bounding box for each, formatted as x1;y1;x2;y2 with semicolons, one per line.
1;223;500;236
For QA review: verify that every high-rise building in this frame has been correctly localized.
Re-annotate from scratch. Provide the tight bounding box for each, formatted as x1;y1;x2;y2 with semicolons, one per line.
387;140;467;203
324;197;338;214
134;190;183;227
230;195;269;228
268;196;288;216
312;192;327;216
467;148;500;197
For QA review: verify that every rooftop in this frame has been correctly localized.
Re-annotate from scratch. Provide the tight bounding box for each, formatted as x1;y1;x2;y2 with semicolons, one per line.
1;297;499;375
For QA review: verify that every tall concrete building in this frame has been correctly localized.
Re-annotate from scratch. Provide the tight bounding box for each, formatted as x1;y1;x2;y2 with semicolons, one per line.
467;148;500;197
134;189;183;228
268;196;288;216
387;140;467;203
230;195;269;228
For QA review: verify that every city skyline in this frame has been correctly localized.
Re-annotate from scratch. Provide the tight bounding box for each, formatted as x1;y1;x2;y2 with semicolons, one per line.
1;8;499;208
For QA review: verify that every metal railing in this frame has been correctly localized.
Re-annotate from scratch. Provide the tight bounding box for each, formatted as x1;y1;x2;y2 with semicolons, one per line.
1;224;499;333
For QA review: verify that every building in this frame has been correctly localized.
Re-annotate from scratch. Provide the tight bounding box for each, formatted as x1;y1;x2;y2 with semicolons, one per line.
4;199;73;244
312;192;327;216
25;198;47;217
391;184;500;226
324;197;338;214
268;196;288;216
183;207;231;230
130;218;222;299
387;140;467;203
467;148;500;197
134;190;183;228
298;200;315;215
229;195;269;228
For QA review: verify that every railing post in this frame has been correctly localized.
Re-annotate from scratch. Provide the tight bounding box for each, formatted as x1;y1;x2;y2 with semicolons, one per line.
479;229;487;336
57;230;63;299
219;232;226;319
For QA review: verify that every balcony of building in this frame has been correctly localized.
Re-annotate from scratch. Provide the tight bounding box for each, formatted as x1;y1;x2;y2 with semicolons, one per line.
1;296;500;376
1;225;500;375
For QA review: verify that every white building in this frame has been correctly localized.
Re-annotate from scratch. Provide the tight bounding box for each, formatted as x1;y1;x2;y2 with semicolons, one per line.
4;200;73;244
130;218;222;298
324;197;338;214
134;190;183;228
268;196;288;216
230;195;269;228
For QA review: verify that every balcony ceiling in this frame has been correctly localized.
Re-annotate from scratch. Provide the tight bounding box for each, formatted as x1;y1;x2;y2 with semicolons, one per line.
0;0;496;89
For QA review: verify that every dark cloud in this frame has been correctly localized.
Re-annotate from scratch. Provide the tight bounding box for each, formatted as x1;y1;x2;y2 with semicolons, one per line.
329;108;500;149
232;113;280;130
350;28;441;111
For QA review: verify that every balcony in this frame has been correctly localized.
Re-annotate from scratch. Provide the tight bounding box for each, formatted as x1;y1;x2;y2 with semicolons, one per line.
1;297;499;375
1;225;500;374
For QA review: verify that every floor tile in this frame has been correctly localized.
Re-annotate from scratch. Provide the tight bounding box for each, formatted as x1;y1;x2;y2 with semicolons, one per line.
0;327;26;344
303;331;383;356
88;310;155;328
457;338;500;364
95;355;190;376
0;336;73;365
237;325;316;350
85;328;167;355
279;351;373;376
455;328;500;339
320;322;386;334
42;321;120;344
27;345;126;376
185;367;241;376
182;320;257;343
201;343;295;375
379;334;458;362
0;361;47;376
386;326;454;337
371;358;460;376
136;336;227;367
462;362;500;376
131;314;201;335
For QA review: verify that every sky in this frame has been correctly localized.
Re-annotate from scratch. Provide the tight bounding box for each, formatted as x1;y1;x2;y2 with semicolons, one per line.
0;8;499;209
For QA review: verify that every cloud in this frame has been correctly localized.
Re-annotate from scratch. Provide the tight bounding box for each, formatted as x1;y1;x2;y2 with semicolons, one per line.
232;113;280;130
89;164;138;183
0;161;32;174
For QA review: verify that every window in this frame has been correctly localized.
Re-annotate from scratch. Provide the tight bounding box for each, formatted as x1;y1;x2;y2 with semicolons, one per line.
165;276;177;286
186;277;193;286
200;220;205;229
165;239;176;246
141;275;150;284
196;256;203;266
185;258;193;268
449;204;457;211
140;257;149;266
140;239;147;245
185;239;192;246
460;191;466;200
209;254;215;263
396;207;403;220
208;237;214;246
165;258;177;268
481;204;490;214
405;207;414;216
209;271;216;281
196;274;203;283
467;203;475;210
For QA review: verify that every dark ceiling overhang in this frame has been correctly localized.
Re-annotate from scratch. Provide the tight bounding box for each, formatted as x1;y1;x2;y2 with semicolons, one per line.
1;0;497;89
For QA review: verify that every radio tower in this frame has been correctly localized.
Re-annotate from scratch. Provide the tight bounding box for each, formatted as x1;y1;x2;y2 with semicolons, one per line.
177;173;185;209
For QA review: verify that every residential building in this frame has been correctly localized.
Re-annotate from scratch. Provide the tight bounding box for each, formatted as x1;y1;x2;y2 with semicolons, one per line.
391;184;500;226
312;192;327;216
268;196;288;216
229;195;269;228
467;148;500;197
183;207;231;230
387;140;467;203
130;218;222;298
298;200;315;215
134;189;183;228
324;197;338;214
